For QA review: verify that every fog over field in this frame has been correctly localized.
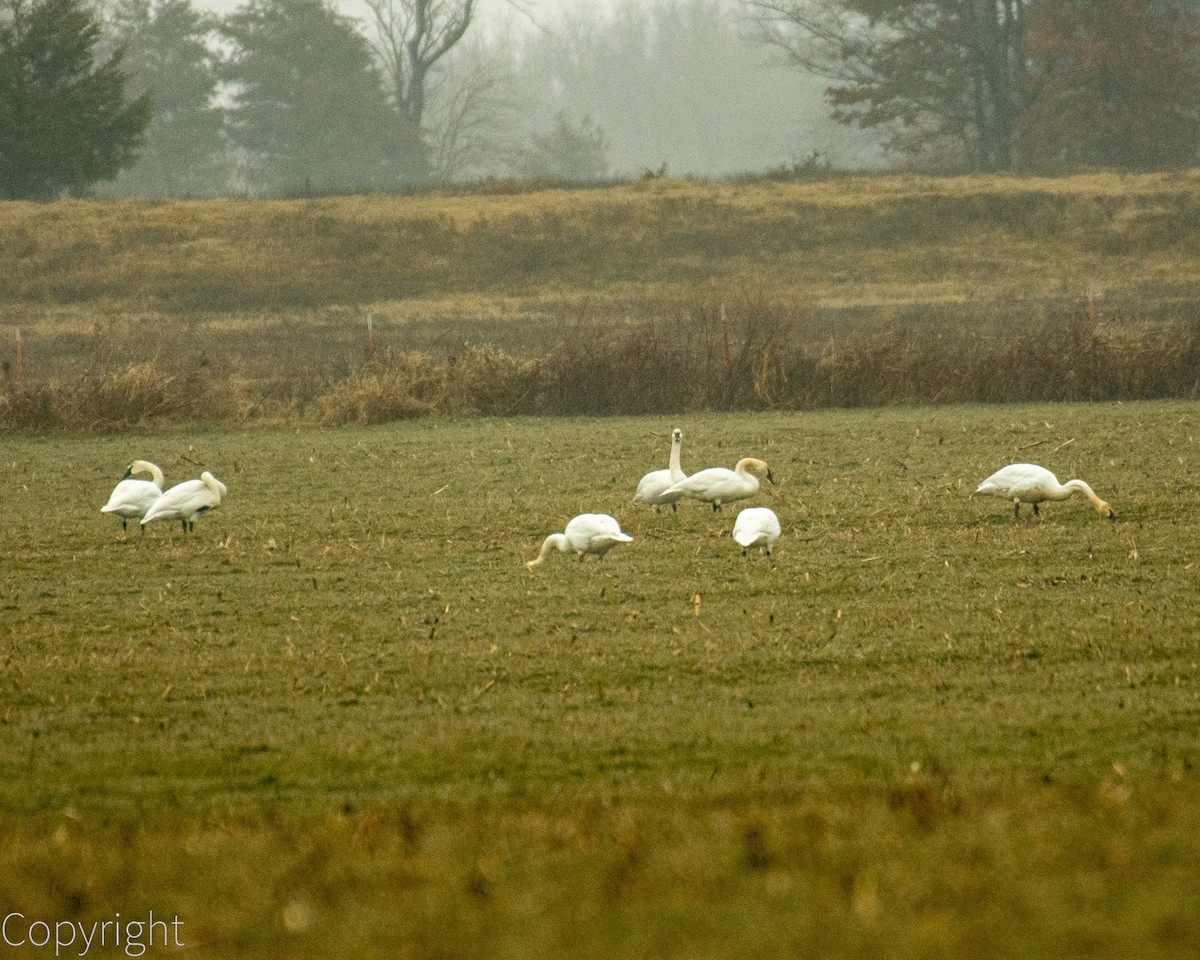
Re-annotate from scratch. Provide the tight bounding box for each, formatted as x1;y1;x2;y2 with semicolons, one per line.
196;0;880;178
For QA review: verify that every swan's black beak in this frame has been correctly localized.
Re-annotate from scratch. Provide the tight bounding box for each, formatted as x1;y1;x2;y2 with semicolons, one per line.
766;470;775;485
1108;510;1117;522
121;466;134;479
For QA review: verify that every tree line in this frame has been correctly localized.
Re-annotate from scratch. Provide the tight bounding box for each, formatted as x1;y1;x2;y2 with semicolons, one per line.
742;0;1200;172
2;0;1198;201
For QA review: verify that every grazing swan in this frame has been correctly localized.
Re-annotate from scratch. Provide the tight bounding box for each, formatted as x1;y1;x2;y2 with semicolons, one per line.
733;507;782;556
974;463;1115;520
527;513;633;569
142;471;227;533
663;457;773;512
633;428;687;512
101;460;165;532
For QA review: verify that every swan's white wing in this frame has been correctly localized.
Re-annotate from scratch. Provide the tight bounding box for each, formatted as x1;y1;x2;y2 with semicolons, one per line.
733;508;780;546
975;463;1055;499
634;468;674;504
102;478;162;519
142;479;213;524
566;514;633;552
665;467;728;498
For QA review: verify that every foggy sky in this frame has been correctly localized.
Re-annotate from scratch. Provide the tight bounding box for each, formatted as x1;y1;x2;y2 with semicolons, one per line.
194;0;879;178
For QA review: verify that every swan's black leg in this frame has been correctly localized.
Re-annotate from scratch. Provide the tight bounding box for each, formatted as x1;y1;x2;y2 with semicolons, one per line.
121;518;127;531
712;502;721;512
671;503;677;513
741;548;747;557
1033;502;1040;517
1013;501;1020;519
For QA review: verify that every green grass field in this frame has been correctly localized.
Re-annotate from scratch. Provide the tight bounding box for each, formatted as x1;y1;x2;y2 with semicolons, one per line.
3;401;1199;958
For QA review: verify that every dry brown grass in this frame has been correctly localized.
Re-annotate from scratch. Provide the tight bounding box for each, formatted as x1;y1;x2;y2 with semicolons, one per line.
3;170;1200;431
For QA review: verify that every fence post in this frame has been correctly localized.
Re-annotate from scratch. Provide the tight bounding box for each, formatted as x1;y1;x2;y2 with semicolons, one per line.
14;327;27;397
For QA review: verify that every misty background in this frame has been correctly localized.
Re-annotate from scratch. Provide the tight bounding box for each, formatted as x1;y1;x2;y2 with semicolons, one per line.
102;0;879;196
386;0;881;178
8;0;1195;200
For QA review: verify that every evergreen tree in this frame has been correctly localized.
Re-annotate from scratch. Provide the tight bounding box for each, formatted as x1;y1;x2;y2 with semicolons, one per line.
221;0;426;194
0;0;151;199
103;0;225;196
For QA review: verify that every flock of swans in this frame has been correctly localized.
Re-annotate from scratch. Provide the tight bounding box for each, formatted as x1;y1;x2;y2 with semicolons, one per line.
529;429;784;570
526;430;1117;571
99;433;1115;563
101;459;227;534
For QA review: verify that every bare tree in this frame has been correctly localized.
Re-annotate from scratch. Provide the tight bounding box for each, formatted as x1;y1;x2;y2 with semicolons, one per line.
423;33;518;180
364;0;534;132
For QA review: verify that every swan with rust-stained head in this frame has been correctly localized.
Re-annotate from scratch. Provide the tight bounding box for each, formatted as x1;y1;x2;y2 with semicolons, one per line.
733;507;781;556
662;457;773;512
527;513;633;569
634;428;687;512
101;460;164;533
141;471;227;533
974;463;1115;520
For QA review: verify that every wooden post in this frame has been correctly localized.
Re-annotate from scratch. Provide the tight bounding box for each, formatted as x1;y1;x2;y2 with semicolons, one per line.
14;327;26;397
720;303;732;383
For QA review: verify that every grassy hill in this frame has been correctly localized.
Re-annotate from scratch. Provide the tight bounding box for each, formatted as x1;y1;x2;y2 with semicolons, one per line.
2;170;1200;429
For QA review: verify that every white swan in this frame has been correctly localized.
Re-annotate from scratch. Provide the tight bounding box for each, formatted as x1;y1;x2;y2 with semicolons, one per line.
100;459;164;532
527;513;633;569
141;471;227;533
633;427;687;512
662;457;773;512
974;463;1115;520
733;507;782;556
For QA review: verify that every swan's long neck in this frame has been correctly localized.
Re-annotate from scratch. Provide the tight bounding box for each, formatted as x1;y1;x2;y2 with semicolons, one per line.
131;461;164;488
668;435;683;477
528;533;568;568
1062;479;1106;511
201;472;227;502
735;458;766;485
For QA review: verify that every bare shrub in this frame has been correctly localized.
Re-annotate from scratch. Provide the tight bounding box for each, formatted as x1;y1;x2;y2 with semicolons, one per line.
59;362;186;429
309;351;437;426
0;383;58;431
537;296;809;415
5;293;1200;432
436;345;541;417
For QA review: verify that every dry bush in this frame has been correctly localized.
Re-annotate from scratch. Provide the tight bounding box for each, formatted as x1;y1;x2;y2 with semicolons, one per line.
0;350;249;433
5;293;1200;433
308;351;437;426
533;294;1200;414
537;297;808;415
57;362;190;430
0;384;57;431
434;345;541;417
311;345;540;424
